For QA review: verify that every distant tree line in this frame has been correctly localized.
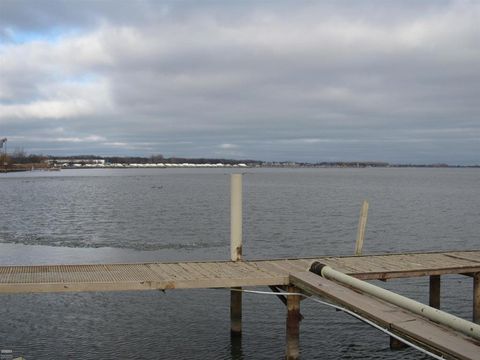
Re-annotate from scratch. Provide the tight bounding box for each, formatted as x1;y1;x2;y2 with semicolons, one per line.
7;151;262;166
57;154;262;165
314;161;389;167
8;148;48;164
3;149;478;168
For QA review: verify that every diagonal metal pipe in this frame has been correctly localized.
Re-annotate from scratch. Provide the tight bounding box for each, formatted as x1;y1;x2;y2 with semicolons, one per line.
310;262;480;341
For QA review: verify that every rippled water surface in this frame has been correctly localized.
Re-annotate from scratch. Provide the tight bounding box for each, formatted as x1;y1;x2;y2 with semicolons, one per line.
0;168;479;359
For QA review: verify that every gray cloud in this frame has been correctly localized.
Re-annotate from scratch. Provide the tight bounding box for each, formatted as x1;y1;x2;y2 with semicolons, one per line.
0;0;479;163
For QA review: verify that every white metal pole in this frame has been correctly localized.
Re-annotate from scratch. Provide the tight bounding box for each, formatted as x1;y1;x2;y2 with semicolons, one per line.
230;174;243;261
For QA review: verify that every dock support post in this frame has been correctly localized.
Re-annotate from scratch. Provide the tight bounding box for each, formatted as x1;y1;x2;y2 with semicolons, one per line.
230;174;243;337
286;285;301;360
429;275;441;309
231;289;242;335
354;200;369;256
474;273;480;323
389;337;407;350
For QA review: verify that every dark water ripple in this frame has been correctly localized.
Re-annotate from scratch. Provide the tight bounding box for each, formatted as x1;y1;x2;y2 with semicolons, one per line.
0;168;479;359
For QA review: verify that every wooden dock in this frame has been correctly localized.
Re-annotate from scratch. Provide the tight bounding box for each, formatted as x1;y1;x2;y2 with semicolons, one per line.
1;251;480;359
1;250;479;293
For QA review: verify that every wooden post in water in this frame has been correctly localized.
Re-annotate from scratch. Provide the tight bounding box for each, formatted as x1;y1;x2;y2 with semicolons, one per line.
354;200;369;256
286;285;301;360
429;275;441;309
474;273;480;323
230;174;243;337
231;289;242;336
389;337;407;350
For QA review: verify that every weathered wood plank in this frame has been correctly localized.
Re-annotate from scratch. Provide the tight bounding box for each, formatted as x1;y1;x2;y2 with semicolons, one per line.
392;319;480;360
260;261;295;274
447;253;480;264
281;260;310;273
241;261;276;276
253;261;290;276
290;271;480;360
352;266;480;280
179;262;216;279
150;264;187;281
165;263;199;281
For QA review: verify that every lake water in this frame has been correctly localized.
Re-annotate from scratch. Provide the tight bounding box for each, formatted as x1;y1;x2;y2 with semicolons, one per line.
0;168;479;359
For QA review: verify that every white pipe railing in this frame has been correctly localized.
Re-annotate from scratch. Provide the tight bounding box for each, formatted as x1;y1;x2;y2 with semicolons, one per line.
310;262;480;341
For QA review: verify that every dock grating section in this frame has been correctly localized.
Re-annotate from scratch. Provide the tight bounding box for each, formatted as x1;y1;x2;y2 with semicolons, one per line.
0;250;479;293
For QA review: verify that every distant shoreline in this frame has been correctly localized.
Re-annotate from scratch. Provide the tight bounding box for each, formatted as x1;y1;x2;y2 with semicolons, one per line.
3;154;479;170
2;164;478;172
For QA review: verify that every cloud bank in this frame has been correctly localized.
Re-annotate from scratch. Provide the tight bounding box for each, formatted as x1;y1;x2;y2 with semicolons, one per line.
1;0;479;163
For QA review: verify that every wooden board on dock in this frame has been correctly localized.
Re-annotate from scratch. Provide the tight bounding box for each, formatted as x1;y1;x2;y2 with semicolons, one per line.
290;271;480;360
0;250;479;294
318;250;480;280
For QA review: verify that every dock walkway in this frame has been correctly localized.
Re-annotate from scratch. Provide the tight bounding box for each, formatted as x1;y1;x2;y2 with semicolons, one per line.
2;250;480;359
1;250;479;293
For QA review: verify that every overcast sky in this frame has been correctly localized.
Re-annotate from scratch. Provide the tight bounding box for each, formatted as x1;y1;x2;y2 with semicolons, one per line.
1;0;479;164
